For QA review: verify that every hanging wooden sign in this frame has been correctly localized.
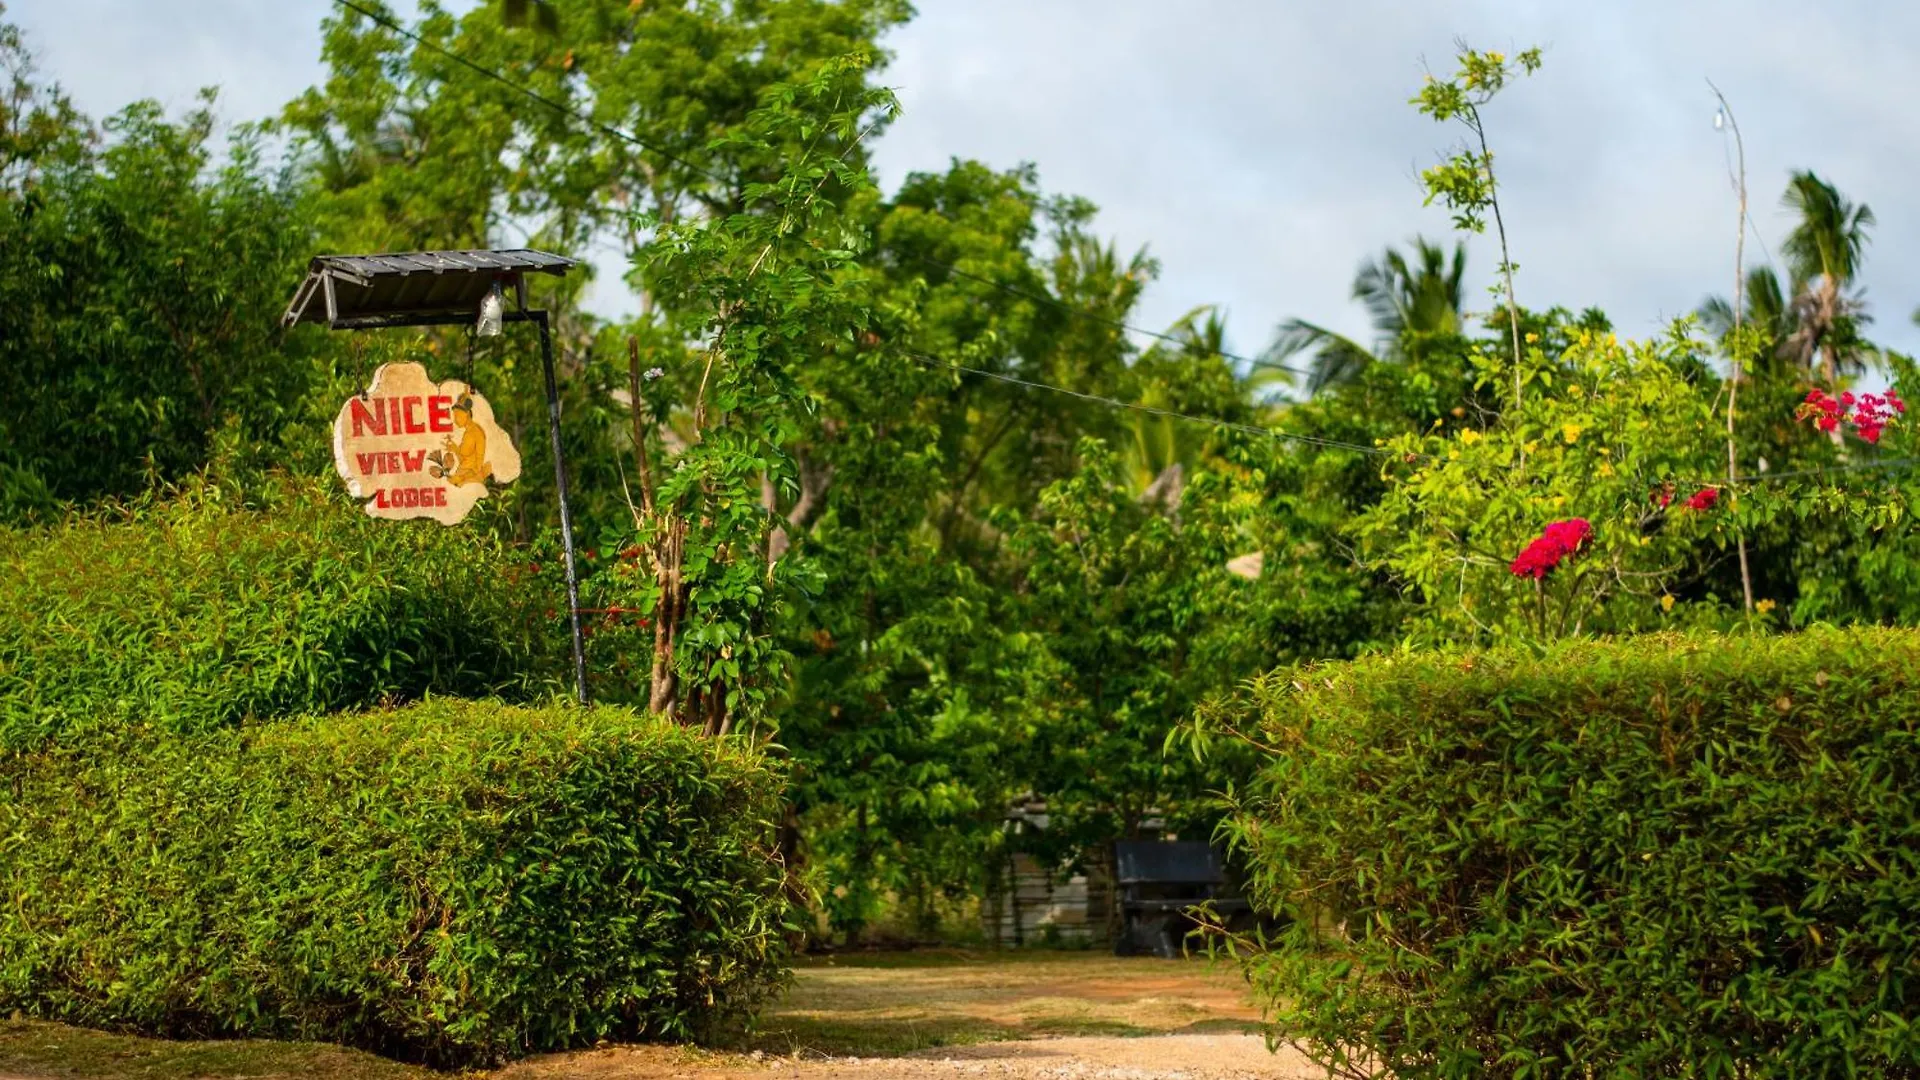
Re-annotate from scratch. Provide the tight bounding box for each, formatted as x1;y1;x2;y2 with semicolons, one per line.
331;361;521;524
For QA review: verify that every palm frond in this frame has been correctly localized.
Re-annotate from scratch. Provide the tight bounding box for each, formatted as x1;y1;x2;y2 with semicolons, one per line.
1266;319;1376;396
1782;170;1873;288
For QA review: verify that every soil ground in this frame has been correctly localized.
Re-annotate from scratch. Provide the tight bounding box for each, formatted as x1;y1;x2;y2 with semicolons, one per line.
1;951;1311;1080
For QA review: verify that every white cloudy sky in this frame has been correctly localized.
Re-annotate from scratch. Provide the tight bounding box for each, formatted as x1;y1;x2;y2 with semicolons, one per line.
14;0;1920;361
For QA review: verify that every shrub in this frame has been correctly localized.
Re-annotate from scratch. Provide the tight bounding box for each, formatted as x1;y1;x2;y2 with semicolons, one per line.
0;699;793;1066
0;477;560;750
1213;628;1920;1078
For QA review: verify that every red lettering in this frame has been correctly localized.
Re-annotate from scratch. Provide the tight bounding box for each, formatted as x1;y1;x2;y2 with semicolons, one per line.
349;398;386;437
403;396;426;434
356;453;378;475
428;395;453;433
387;398;402;434
371;485;451;511
404;450;426;472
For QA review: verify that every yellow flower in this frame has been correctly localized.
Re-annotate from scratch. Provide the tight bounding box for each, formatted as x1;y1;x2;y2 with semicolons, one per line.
1524;332;1540;344
1661;594;1675;613
1562;423;1584;445
1756;599;1777;614
1597;462;1616;477
1460;429;1481;445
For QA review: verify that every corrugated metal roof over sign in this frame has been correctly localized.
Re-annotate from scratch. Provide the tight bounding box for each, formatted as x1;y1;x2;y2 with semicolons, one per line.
282;248;576;329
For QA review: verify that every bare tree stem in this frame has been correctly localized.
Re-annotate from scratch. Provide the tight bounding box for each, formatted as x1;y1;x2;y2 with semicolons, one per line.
1475;107;1525;471
1710;80;1755;615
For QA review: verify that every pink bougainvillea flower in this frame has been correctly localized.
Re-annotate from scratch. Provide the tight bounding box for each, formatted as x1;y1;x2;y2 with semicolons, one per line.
1510;518;1593;580
1799;386;1904;443
1685;487;1720;512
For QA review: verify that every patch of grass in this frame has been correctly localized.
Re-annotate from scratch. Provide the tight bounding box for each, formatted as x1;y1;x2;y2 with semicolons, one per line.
0;1019;423;1080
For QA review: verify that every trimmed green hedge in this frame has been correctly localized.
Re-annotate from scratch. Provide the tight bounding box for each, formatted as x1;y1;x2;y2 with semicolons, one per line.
1219;628;1920;1079
0;700;792;1066
0;478;559;750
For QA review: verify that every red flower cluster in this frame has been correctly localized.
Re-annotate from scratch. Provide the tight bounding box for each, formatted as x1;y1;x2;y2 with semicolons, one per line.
1800;388;1906;444
1510;518;1593;580
1685;487;1719;512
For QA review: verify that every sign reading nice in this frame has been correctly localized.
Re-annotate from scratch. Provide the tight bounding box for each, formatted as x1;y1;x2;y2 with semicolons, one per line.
332;361;520;524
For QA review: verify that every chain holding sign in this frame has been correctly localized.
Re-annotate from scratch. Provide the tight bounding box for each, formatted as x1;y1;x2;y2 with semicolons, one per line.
331;362;521;525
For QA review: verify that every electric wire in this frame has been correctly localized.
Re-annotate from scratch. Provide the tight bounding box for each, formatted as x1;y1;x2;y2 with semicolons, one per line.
903;353;1394;456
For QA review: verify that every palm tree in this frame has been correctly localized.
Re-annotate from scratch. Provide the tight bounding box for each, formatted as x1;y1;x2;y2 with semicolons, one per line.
1780;170;1876;384
1697;265;1796;373
1265;237;1468;395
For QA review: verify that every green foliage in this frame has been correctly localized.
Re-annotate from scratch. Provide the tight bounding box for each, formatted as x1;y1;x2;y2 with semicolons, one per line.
1358;321;1731;643
0;477;558;750
0;699;791;1067
1410;45;1541;235
586;54;897;733
0;86;321;516
1209;628;1920;1079
1000;439;1246;858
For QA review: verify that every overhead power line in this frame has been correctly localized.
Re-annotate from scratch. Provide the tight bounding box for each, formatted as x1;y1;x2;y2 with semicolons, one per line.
904;354;1392;456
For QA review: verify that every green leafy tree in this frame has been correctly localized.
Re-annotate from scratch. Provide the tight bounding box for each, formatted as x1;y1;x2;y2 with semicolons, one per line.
999;440;1246;861
281;0;909;543
1411;43;1541;414
0;75;319;518
595;57;896;736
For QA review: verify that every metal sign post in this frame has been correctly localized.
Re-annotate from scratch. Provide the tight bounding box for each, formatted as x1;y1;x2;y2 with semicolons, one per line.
283;249;590;704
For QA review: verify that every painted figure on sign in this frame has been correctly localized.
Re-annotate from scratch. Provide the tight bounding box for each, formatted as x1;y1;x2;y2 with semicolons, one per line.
438;394;493;487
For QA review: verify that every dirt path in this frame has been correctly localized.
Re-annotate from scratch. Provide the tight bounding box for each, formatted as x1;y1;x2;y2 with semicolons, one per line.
3;952;1300;1080
503;1034;1314;1080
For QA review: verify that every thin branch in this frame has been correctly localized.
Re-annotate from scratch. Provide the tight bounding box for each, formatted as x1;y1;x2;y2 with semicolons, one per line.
1709;78;1756;616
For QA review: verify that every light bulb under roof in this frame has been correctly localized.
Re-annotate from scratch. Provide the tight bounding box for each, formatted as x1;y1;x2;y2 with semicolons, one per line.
476;283;504;338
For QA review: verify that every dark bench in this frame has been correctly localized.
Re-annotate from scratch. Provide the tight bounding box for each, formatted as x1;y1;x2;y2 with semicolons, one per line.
1112;841;1250;957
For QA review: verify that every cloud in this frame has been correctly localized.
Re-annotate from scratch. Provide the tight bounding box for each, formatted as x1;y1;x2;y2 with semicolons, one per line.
16;0;1918;362
870;0;1920;361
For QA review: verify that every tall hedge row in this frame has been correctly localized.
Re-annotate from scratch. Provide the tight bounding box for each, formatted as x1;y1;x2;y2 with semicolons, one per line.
0;478;560;750
1221;628;1920;1079
0;699;793;1067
